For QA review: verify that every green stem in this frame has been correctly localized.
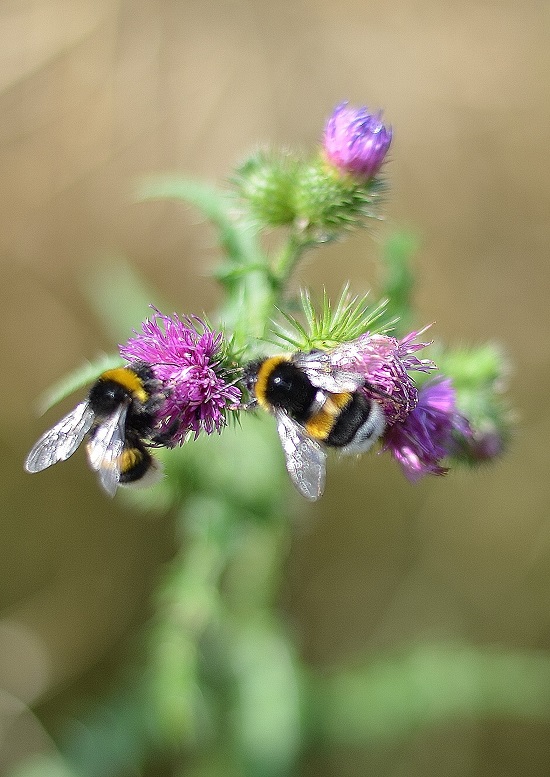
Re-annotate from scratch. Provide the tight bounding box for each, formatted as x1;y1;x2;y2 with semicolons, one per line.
219;230;309;352
271;230;309;286
148;497;232;746
221;267;279;348
148;226;311;773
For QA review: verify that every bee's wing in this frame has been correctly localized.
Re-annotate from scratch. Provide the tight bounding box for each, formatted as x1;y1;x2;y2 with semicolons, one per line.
275;409;326;501
292;350;365;393
25;401;95;473
86;404;128;497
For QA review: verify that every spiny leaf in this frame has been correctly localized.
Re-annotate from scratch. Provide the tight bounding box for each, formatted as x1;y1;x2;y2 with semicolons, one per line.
310;643;550;747
269;287;392;351
82;254;167;341
300;289;316;335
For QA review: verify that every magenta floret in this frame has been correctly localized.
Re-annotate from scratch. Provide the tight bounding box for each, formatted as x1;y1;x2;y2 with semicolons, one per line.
331;329;435;425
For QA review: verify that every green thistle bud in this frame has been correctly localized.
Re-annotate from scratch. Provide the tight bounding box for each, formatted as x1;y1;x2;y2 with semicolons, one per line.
292;156;385;236
435;344;513;464
234;150;299;226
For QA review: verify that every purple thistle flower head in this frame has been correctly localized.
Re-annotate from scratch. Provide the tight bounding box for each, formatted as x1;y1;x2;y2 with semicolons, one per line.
381;377;471;482
120;309;241;445
323;101;392;180
331;328;436;425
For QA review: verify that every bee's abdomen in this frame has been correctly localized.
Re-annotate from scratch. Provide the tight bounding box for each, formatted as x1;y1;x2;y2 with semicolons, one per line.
305;392;352;442
325;392;373;448
118;443;152;483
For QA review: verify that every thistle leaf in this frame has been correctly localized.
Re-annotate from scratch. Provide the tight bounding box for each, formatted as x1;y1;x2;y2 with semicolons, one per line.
379;231;418;334
83;254;166;341
135;175;263;267
270;287;392;351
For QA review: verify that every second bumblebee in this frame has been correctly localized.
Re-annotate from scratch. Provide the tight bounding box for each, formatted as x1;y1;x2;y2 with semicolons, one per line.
244;349;386;500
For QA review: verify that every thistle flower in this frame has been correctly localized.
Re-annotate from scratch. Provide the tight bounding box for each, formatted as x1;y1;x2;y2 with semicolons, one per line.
120;309;241;445
323;102;392;180
268;289;469;481
319;326;471;480
381;377;471;482
331;328;436;425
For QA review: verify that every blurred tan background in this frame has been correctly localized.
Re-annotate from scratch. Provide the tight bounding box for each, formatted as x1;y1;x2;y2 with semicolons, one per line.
1;1;550;775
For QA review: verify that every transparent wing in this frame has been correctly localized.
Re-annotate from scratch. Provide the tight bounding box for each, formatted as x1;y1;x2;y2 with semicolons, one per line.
275;409;326;501
85;404;128;497
291;350;365;393
24;401;95;473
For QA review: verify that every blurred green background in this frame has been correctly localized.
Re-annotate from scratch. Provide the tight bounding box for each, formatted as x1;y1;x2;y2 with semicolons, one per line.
2;1;550;775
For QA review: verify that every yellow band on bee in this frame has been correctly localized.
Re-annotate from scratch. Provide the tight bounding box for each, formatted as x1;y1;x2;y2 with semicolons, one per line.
100;367;149;403
305;393;351;441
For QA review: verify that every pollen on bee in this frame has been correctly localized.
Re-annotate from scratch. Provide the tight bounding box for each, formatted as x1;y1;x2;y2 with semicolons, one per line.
120;447;143;472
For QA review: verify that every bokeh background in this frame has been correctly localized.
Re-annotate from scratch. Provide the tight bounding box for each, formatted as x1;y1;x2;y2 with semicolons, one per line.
2;1;550;775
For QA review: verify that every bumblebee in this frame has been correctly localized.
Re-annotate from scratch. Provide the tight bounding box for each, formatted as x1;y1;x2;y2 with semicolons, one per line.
25;361;166;496
244;349;386;500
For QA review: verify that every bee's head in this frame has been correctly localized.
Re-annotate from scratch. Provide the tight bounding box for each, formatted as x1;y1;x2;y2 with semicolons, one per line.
241;358;269;410
242;359;264;391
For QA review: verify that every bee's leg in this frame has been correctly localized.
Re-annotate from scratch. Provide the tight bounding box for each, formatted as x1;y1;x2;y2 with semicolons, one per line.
149;418;180;447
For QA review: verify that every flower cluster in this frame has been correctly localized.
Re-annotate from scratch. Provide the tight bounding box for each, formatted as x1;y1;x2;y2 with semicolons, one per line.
120;309;241;445
235;102;392;233
117;305;471;485
25;99;510;499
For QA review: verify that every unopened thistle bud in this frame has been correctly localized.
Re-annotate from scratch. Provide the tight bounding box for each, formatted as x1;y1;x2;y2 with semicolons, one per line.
234;150;299;226
292;102;391;234
292;156;386;234
323;101;392;180
435;344;513;466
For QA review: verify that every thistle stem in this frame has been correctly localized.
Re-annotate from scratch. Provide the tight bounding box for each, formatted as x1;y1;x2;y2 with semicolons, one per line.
219;230;308;350
271;230;309;285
